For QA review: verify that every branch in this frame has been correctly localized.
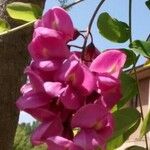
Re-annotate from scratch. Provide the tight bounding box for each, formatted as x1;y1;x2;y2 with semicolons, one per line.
81;0;106;59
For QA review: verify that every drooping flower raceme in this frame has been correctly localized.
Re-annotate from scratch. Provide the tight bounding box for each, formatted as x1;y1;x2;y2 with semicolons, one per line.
16;6;127;150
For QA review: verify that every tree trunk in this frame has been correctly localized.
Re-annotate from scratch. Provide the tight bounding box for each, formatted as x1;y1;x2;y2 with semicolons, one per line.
0;0;45;149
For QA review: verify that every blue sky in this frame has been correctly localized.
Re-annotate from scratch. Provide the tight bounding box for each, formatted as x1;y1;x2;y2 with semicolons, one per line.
19;0;150;123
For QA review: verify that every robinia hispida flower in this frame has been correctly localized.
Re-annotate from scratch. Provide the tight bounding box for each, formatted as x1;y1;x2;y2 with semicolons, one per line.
17;6;127;150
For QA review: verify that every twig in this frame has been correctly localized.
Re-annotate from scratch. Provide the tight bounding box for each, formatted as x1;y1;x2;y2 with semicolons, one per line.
79;30;93;43
68;44;83;49
0;20;35;37
146;33;150;41
64;0;84;10
129;0;149;149
81;0;106;59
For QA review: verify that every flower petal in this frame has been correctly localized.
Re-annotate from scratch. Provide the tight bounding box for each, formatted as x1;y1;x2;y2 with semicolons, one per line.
73;129;106;150
101;86;122;110
28;27;70;60
25;67;44;92
90;49;126;78
31;59;62;72
46;136;83;150
31;118;63;145
60;86;84;110
20;83;33;95
35;7;74;41
16;92;55;121
72;104;108;129
16;92;50;110
44;81;63;97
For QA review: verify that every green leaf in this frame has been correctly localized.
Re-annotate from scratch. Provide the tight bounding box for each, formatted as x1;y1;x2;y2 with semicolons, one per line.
6;2;42;22
125;146;145;150
107;118;140;150
124;118;140;140
140;110;150;138
107;135;123;150
129;40;150;58
112;108;140;138
117;73;138;108
121;49;137;68
146;0;150;10
0;19;10;33
97;12;130;43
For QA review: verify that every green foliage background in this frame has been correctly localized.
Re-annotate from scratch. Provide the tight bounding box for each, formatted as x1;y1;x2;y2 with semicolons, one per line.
14;122;46;150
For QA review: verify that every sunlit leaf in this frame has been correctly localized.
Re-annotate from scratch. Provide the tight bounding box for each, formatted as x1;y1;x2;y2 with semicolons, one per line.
140;110;150;138
6;2;42;22
0;19;10;33
97;12;130;43
129;40;150;58
117;73;138;108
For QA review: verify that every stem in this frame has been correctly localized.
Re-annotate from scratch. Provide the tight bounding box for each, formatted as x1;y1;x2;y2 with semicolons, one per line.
64;0;84;10
129;0;149;149
68;44;83;49
81;0;106;59
0;20;35;37
79;30;93;43
129;0;132;43
146;33;150;41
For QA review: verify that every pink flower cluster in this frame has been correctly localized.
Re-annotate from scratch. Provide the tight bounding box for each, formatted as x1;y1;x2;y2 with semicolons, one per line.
17;7;127;150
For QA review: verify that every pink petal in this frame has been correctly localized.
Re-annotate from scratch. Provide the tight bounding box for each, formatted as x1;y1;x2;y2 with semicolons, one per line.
72;104;108;129
58;58;96;95
101;86;122;110
31;59;62;72
46;136;83;150
77;64;96;95
57;58;84;83
28;27;70;60
44;82;63;97
60;86;85;110
90;49;126;78
16;92;55;121
30;62;57;82
35;7;74;41
26;107;56;122
97;113;114;141
25;67;44;92
20;83;33;95
31;118;63;145
73;129;106;150
97;73;120;91
16;92;50;110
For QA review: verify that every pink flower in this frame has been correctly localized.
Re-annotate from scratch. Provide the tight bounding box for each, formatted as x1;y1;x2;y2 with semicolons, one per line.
90;49;126;78
17;5;127;149
28;27;70;60
35;7;74;41
72;104;114;150
57;55;96;96
89;49;126;109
